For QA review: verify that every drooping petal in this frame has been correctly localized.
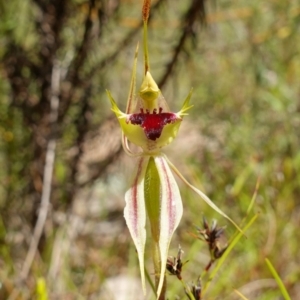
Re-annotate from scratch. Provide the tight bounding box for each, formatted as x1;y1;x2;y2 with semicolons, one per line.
154;155;183;299
124;156;150;294
163;154;244;235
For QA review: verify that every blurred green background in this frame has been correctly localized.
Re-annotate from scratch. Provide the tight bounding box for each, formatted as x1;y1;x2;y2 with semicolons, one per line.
0;0;300;299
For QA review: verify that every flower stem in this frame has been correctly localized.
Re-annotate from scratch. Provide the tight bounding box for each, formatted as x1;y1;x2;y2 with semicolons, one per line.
142;0;151;74
152;241;166;300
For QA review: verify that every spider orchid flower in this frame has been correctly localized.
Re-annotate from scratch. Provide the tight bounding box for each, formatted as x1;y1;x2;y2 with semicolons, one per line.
106;2;242;298
107;45;192;297
106;46;242;299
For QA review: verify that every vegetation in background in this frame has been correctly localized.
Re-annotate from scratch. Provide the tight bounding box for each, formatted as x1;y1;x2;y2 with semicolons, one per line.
0;0;299;299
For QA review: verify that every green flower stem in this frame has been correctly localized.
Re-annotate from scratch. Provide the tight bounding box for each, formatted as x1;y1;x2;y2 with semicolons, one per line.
152;241;166;300
265;258;291;300
143;21;150;74
144;157;167;299
181;279;196;300
142;0;150;73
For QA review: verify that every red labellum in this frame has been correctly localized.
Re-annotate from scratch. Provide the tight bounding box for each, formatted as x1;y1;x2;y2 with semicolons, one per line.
129;108;178;141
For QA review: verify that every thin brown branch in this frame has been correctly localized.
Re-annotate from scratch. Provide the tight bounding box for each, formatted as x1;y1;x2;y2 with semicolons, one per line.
20;60;61;281
158;0;206;88
59;0;166;127
67;0;96;83
64;87;93;206
58;0;106;123
78;145;123;188
35;0;67;107
85;0;166;79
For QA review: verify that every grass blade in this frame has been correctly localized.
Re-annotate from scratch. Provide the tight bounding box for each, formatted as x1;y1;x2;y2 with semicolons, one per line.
265;258;291;300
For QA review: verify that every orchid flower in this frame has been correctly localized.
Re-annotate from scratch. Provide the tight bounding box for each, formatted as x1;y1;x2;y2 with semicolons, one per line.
106;1;242;298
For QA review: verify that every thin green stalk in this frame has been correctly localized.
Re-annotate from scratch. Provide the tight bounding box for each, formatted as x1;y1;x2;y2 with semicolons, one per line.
143;21;150;73
142;0;151;73
234;289;249;300
152;242;166;300
265;258;291;300
227;178;260;245
145;266;156;294
246;176;260;216
181;280;196;300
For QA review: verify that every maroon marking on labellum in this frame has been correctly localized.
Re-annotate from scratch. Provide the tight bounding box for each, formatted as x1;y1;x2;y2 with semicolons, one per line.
160;157;176;234
131;157;144;236
129;108;178;140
